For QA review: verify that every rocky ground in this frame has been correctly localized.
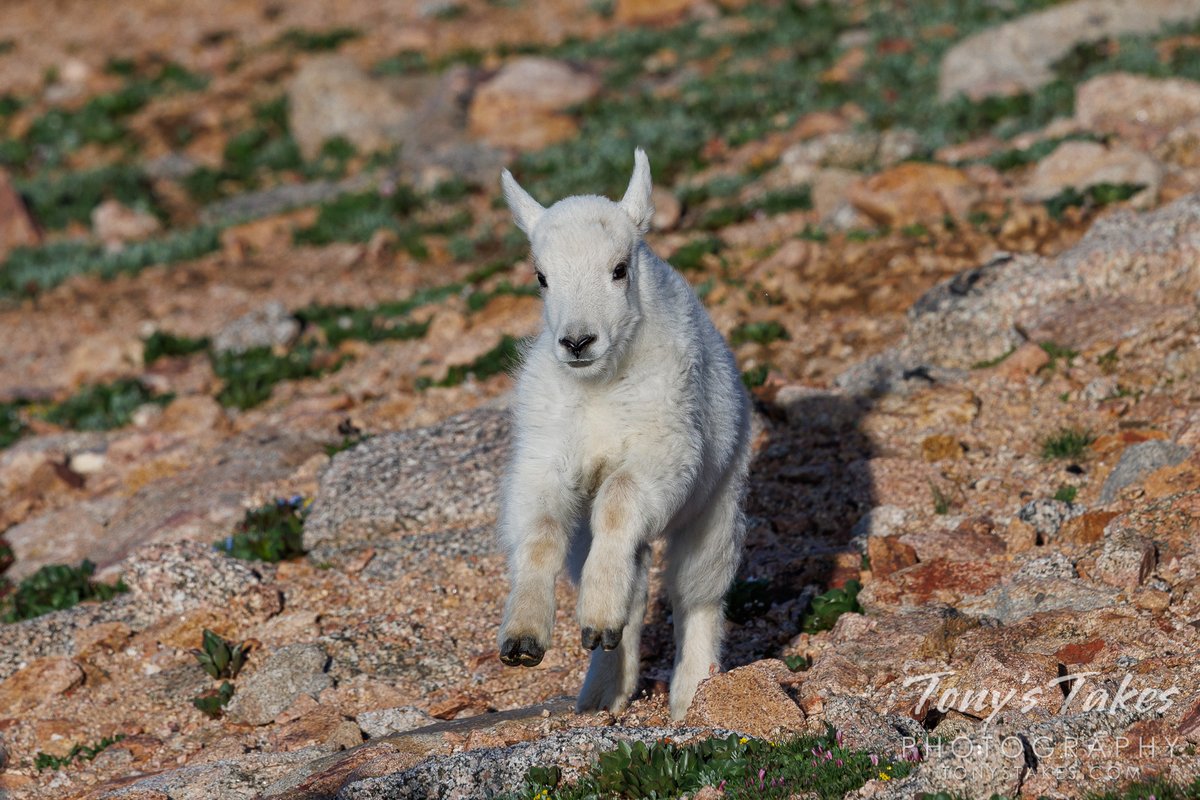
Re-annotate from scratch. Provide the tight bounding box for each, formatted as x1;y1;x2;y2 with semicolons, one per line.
1;0;1200;798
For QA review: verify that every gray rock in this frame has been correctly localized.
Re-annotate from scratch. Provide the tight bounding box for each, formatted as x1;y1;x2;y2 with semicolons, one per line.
122;540;263;615
849;191;1200;378
938;0;1200;100
304;407;509;554
336;726;715;800
288;56;410;161
1094;526;1157;590
95;748;318;799
356;707;438;739
960;576;1118;624
1017;499;1083;541
226;643;333;726
1100;440;1191;503
212;301;301;355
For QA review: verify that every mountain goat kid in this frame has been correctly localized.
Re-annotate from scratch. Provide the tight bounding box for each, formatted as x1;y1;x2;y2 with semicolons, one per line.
496;149;751;721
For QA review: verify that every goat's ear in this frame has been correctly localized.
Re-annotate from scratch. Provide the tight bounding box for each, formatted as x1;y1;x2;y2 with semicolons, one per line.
501;169;545;236
620;148;654;234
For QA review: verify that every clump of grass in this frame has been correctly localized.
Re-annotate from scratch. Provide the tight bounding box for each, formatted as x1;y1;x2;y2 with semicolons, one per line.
741;364;770;389
373;50;430;76
465;281;539;312
670;236;722;272
1054;485;1078;503
143;331;210;363
1041;427;1095;460
970;346;1017;370
1;226;222;296
1;400;28;449
211;344;333;410
1096;347;1119;375
422;335;523;389
513;728;914;799
276;27;361;52
931;483;951;515
730;321;789;347
801;579;861;634
16;164;162;231
2;560;128;623
296;304;430;347
215;497;306;562
292;187;424;251
41;378;172;431
35;734;126;771
1043;183;1144;219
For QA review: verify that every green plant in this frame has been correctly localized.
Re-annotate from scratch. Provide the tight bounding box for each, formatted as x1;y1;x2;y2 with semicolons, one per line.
423;335;523;389
1054;485;1078;503
1039;340;1080;370
1041;427;1095;460
1;400;28;449
512;729;915;799
216;497;307;562
325;433;373;456
725;577;773;624
783;654;812;672
741;364;770;389
1097;347;1119;374
730;321;789;347
16;164;162;230
931;483;951;515
41;378;172;431
143;331;210;363
1043;182;1144;219
276;27;361;52
211;344;333;410
34;734;126;771
296;304;430;347
801;579;861;634
2;560;128;622
670;237;722;272
1;226;222;296
192;681;235;719
293;187;424;251
192;628;248;680
970;346;1017;370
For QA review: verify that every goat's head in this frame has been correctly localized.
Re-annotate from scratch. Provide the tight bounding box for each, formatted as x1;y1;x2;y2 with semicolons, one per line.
501;149;655;380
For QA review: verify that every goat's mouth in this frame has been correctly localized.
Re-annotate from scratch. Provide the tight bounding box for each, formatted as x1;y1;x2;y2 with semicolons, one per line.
566;358;597;368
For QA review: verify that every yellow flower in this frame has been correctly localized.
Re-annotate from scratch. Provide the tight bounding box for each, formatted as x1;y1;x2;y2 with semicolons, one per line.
739;737;749;744
880;772;891;781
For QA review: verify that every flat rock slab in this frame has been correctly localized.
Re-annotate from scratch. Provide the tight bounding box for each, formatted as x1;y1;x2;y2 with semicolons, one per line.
304;408;509;553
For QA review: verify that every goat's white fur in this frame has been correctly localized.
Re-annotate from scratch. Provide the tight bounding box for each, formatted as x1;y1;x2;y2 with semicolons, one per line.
497;149;751;721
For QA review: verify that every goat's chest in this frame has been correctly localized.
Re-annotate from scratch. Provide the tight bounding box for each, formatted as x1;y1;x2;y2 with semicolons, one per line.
569;376;676;496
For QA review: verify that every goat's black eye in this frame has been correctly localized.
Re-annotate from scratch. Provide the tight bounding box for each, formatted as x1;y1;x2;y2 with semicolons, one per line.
536;271;548;288
612;262;628;281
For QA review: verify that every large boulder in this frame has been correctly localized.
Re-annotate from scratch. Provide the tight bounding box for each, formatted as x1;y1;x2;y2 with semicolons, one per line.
468;57;601;151
938;0;1200;100
288;56;410;161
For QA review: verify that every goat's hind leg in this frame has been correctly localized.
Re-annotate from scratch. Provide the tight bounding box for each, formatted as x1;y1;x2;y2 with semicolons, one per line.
576;541;651;714
666;483;744;720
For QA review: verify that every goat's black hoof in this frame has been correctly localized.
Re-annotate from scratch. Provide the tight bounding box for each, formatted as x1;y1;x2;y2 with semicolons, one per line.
499;635;544;667
581;627;622;651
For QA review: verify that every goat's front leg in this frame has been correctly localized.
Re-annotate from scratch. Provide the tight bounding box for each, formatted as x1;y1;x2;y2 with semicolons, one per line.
577;469;679;649
497;458;577;668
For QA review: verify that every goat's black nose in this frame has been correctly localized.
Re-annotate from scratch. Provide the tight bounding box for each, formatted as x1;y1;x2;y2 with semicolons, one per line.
558;334;596;358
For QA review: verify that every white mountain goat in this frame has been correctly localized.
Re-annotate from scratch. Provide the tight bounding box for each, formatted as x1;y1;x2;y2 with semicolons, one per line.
496;149;752;720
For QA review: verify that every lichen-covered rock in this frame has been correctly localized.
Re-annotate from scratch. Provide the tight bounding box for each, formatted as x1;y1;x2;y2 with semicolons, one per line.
1101;440;1192;503
685;660;806;738
226;643;334;726
304;408;508;553
212;301;301;355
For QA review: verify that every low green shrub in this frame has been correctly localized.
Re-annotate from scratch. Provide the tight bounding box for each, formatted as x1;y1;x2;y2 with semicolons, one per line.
41;378;172;431
1041;427;1094;460
216;497;307;562
2;560;128;622
192;628;248;680
35;734;126;771
801;579;861;634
